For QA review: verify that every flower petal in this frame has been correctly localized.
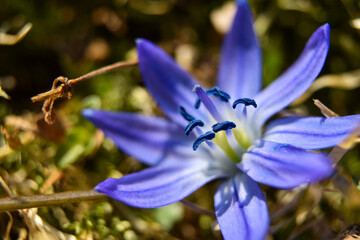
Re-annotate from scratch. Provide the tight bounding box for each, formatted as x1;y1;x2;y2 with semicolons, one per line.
239;140;333;189
263;115;360;150
217;0;262;99
83;109;194;166
214;173;269;240
137;39;204;126
96;160;229;208
250;24;330;131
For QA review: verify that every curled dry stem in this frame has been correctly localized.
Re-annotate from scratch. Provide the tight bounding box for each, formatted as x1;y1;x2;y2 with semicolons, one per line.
31;60;138;124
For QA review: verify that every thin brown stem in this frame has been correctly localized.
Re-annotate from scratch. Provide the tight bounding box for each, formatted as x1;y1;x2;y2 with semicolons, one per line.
31;60;138;124
0;190;107;212
69;60;138;85
31;60;138;103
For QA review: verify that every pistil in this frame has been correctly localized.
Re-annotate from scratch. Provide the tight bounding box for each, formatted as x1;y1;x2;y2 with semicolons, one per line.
193;85;223;122
212;131;241;163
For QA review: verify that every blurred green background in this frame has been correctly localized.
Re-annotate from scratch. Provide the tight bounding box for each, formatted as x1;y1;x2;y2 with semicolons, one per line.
1;0;360;239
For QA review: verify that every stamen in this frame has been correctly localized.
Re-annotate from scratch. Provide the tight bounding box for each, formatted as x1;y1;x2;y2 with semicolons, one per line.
195;98;201;109
185;120;204;135
179;106;195;122
240;106;249;124
193;131;216;151
193;85;222;122
212;121;236;133
206;87;231;102
232;98;257;109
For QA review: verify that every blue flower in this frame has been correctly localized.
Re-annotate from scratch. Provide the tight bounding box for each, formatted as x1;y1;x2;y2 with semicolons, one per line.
82;1;360;239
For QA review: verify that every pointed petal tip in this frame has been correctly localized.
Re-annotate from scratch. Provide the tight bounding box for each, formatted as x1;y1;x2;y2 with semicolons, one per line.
94;181;110;193
217;0;262;100
311;23;330;49
320;23;330;39
94;185;101;192
250;23;331;129
136;39;154;55
310;152;334;177
307;23;330;51
136;38;155;51
236;0;248;6
82;108;95;119
135;38;146;46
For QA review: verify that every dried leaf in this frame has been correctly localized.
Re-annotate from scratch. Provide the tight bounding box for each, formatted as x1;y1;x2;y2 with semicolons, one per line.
313;99;339;118
0;86;10;99
36;114;66;142
0;23;32;45
350;18;360;30
1;127;22;150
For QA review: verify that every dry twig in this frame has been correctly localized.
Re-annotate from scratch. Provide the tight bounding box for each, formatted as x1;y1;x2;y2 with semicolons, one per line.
0;190;106;212
31;60;138;124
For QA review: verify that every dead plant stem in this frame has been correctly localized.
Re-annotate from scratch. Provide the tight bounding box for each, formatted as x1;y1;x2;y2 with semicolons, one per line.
0;190;106;212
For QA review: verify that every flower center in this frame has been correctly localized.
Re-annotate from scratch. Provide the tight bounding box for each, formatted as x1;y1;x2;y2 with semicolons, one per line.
179;85;257;163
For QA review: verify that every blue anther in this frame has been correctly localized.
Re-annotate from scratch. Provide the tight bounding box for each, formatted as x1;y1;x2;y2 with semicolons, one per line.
195;98;201;109
179;106;195;122
193;131;216;151
185;119;204;135
232;98;257;109
206;87;231;102
212;121;236;133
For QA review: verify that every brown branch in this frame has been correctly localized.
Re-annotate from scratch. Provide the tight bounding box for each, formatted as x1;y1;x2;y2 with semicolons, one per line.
0;190;107;212
31;60;138;124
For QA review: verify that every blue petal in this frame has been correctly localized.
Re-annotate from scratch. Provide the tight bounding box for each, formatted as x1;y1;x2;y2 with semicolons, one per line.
239;140;333;189
263;115;360;150
250;24;330;131
137;39;205;127
215;173;269;240
217;0;262;99
82;109;195;166
96;160;229;208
